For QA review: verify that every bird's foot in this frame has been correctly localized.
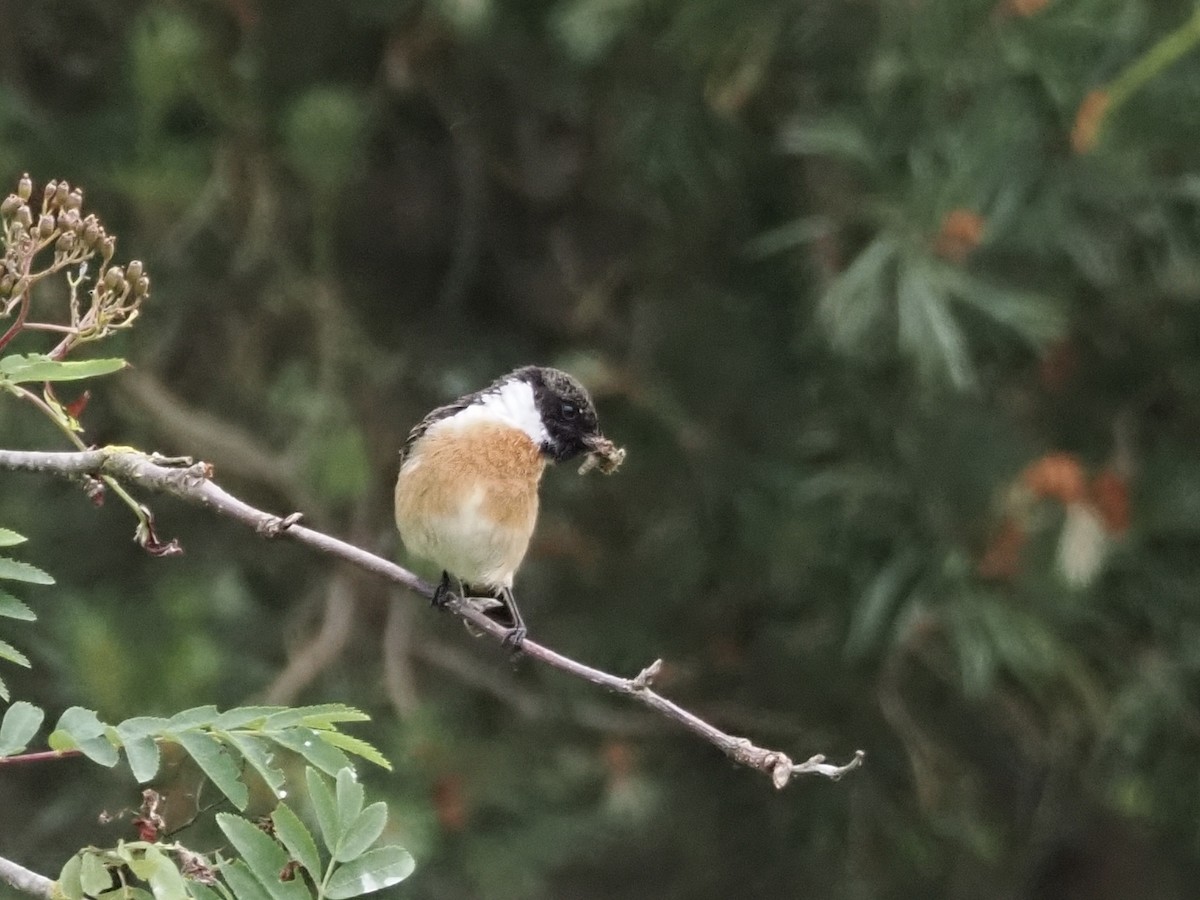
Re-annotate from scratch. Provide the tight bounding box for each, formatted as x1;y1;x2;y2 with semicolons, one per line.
501;625;527;655
431;571;453;609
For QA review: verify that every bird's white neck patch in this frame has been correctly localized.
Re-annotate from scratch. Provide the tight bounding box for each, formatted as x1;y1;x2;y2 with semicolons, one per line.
440;378;548;445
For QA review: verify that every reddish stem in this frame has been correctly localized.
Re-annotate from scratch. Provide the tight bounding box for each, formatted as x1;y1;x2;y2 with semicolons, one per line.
0;288;30;353
0;748;83;766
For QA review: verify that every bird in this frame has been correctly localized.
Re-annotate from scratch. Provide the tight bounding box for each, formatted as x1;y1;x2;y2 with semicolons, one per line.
394;365;619;649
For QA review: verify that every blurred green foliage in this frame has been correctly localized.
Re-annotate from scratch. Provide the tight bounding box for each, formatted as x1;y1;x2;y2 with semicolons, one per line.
5;0;1200;897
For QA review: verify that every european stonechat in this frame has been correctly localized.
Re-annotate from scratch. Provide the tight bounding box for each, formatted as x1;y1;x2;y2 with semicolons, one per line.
395;365;623;648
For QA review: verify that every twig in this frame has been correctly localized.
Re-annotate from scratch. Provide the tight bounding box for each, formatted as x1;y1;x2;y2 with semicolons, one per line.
0;748;83;766
120;371;304;504
0;447;866;789
0;852;54;899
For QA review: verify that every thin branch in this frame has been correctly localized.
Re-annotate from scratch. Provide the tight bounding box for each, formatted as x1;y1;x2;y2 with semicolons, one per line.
0;447;866;789
0;748;82;766
120;371;304;503
0;852;54;899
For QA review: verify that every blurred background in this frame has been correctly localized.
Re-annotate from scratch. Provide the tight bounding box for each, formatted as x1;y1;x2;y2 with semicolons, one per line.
3;0;1200;897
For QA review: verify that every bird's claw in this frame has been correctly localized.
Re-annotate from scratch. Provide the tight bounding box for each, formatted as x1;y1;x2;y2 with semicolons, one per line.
431;571;453;609
501;625;527;654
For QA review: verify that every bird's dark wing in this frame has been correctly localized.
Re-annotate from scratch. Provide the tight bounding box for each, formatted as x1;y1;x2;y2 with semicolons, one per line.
399;396;473;462
400;370;520;462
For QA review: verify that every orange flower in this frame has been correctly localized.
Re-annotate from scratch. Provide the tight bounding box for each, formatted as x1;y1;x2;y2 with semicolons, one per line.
933;209;986;262
1072;89;1110;154
1021;453;1088;504
1002;0;1052;16
1091;468;1131;534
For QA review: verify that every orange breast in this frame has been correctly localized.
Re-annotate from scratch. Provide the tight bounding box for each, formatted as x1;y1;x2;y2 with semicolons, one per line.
394;420;545;587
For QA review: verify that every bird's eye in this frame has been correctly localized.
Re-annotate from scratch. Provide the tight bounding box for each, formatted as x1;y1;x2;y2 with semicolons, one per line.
561;402;578;420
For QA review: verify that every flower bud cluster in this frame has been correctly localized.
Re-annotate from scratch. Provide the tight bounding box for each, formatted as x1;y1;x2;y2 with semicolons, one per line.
1;173;150;340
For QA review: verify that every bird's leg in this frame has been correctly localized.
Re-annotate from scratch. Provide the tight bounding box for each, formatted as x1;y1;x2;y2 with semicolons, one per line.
431;570;453;608
498;586;528;651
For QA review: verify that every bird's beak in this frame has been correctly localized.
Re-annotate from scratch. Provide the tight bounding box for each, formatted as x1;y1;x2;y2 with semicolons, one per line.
578;432;626;475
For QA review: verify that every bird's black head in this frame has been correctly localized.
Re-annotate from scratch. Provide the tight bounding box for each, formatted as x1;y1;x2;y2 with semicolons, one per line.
515;366;603;462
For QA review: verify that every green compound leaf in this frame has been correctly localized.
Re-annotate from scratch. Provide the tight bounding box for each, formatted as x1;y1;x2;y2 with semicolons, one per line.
216;814;308;900
335;803;387;864
176;731;249;810
0;528;27;548
50;707;118;766
324;847;415;899
0;639;30;668
166;705;220;730
59;853;84;900
315;732;391;772
80;851;113;897
0;700;44;756
261;705;368;731
0;557;54;585
305;767;342;852
268;727;352;777
218;860;273;900
0;353;127;384
334;768;364;835
271;802;322;878
0;589;36;621
222;730;286;793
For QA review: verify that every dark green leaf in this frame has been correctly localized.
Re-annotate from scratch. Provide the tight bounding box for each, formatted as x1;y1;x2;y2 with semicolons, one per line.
897;257;974;389
188;883;226;900
294;704;370;728
59;853;84;900
0;528;26;547
0;557;54;585
314;732;391;771
0;589;36;620
0;639;30;668
215;814;308;900
305;767;341;852
778;116;876;167
745;216;834;258
167;705;220;730
324;847;415;899
80;851;114;897
818;236;897;351
50;707;118;766
176;731;249;810
221;731;285;793
845;550;923;659
943;267;1065;345
271;802;322;878
115;716;172;739
136;844;189;900
0;353;128;383
217;861;273;900
335;803;387;863
122;734;161;783
213;707;286;730
278;706;360;732
98;889;154;900
0;700;44;756
334;768;364;833
269;728;352;777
